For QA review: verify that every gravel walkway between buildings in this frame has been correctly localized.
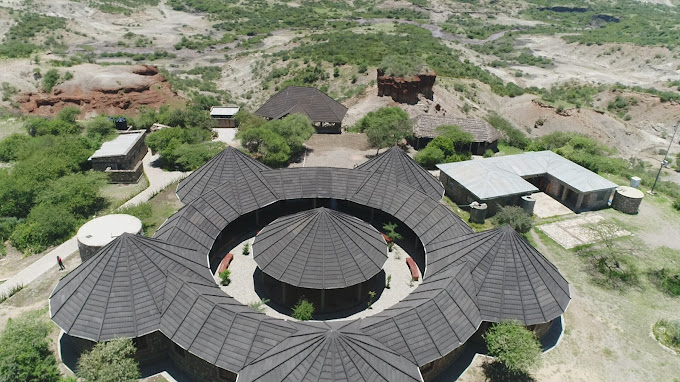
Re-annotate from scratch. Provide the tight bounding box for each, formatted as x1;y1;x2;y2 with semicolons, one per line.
219;237;421;321
0;150;186;298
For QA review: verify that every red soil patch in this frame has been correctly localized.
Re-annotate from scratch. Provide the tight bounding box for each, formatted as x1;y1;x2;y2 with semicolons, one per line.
19;65;183;117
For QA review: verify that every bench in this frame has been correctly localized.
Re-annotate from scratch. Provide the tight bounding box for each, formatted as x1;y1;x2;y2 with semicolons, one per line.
406;257;419;281
217;253;234;274
381;233;392;243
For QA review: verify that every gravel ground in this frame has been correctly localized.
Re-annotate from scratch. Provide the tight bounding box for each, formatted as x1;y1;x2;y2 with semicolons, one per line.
217;236;421;321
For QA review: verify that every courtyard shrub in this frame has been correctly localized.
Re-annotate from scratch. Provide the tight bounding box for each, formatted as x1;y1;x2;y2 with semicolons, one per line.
77;338;140;382
493;206;533;234
238;113;313;167
0;310;60;382
219;269;231;286
242;243;250;256
484;321;541;374
292;298;314;321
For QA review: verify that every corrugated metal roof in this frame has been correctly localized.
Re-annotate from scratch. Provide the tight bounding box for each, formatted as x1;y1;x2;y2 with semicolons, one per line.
255;86;348;123
253;208;388;289
210;106;240;116
437;150;618;199
89;132;144;159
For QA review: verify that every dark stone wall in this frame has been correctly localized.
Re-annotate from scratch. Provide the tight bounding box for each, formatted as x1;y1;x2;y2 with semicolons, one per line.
377;69;435;105
105;160;144;184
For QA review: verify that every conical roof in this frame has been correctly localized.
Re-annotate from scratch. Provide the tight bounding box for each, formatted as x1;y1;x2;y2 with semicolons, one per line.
253;208;387;289
361;264;481;366
254;86;348;123
176;146;275;204
237;321;423;382
49;233;212;341
355;146;443;200
426;226;570;325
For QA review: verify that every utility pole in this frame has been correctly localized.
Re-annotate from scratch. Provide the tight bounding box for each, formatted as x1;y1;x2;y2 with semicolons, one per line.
650;122;679;194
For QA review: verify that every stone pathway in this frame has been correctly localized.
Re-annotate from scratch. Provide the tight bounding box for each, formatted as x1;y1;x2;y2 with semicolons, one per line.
0;150;186;298
537;213;631;249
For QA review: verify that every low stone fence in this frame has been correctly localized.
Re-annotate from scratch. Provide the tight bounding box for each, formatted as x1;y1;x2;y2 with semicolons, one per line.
106;161;143;184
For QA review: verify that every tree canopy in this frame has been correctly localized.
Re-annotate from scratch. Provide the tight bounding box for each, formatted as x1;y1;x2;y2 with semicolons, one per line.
414;125;474;169
485;321;541;374
356;107;411;152
492;206;533;234
77;338;140;382
238;113;314;167
0;310;60;382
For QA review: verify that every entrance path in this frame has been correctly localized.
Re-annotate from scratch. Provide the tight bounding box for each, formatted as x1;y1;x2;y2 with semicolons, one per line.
0;150;186;298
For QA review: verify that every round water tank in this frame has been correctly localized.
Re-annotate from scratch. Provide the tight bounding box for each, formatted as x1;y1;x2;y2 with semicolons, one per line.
520;195;536;216
77;214;143;262
611;186;644;214
469;203;488;224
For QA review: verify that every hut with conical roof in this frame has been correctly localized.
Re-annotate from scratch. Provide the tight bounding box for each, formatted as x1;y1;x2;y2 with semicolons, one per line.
253;207;388;313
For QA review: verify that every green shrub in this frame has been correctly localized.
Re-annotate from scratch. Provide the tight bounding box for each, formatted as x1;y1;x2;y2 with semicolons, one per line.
356;107;409;133
415;126;473;168
42;69;60;93
292;298;314;321
486;112;529;149
649;268;680;296
10;204;79;253
242;242;250;256
77;338;140;382
85;115;117;141
238;113;314;167
673;199;680;211
0;134;31;161
172;142;226;171
414;146;445;169
483;149;495;158
493;206;533;234
652;320;680;352
219;269;231;286
0;310;60;382
485;321;541;374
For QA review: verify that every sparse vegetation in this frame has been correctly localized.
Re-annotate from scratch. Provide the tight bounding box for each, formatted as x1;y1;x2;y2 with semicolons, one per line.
219;269;231;286
248;299;270;313
367;290;376;309
649;268;680;297
292;298;314;321
0;283;24;304
652;319;680;352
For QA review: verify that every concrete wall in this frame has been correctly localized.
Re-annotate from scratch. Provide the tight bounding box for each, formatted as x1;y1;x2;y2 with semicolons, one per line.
105;160;144;184
92;133;147;172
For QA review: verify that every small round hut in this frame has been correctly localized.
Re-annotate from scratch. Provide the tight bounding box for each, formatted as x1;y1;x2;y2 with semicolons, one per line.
253;207;388;313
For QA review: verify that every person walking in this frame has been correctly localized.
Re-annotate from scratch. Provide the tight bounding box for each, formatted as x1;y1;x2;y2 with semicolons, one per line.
57;256;65;271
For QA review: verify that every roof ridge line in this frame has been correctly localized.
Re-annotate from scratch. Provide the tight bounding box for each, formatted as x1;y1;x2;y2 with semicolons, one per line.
97;236;126;340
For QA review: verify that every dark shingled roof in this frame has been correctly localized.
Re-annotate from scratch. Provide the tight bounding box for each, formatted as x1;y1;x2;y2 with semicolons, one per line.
176;146;274;204
253;208;388;289
356;147;444;200
51;144;570;380
425;226;571;325
49;233;212;342
360;264;480;366
255;86;348;124
411;114;501;143
237;321;423;382
160;273;298;371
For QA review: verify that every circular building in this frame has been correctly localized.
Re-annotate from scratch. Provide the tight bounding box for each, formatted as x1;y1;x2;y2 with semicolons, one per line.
76;214;143;262
253;207;388;313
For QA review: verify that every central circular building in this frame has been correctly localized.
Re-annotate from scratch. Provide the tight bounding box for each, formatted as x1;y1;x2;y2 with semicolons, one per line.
253;207;388;313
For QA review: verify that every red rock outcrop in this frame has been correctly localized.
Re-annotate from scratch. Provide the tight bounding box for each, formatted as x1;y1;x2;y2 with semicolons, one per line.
19;65;182;117
377;69;436;105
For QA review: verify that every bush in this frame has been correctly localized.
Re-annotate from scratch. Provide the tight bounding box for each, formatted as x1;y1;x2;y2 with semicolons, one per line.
486;112;529;149
145;127;215;170
673;199;680;211
10;204;79;253
42;69;60;93
483;149;495;158
77;338;140;382
493;206;533;234
485;321;541;374
0;134;30;162
652;320;680;352
219;269;231;286
292;298;314;321
0;310;60;382
238;113;314;167
414;145;445;169
85;115;117;142
242;242;250;256
649;268;680;296
356;107;409;133
172;142;226;171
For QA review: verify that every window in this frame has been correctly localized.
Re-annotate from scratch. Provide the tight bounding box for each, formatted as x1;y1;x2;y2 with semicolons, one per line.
173;343;185;358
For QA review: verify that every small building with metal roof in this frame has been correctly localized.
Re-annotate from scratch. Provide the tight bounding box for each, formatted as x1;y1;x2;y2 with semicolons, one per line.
210;106;240;128
437;150;618;215
89;130;147;183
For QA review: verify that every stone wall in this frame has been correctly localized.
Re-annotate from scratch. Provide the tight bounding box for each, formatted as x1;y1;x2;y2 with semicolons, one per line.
105;160;144;184
377;69;435;105
91;131;147;172
611;190;642;214
421;343;468;381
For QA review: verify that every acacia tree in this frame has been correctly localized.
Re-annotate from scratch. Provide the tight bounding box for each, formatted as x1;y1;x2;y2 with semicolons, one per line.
77;338;140;382
357;107;411;154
